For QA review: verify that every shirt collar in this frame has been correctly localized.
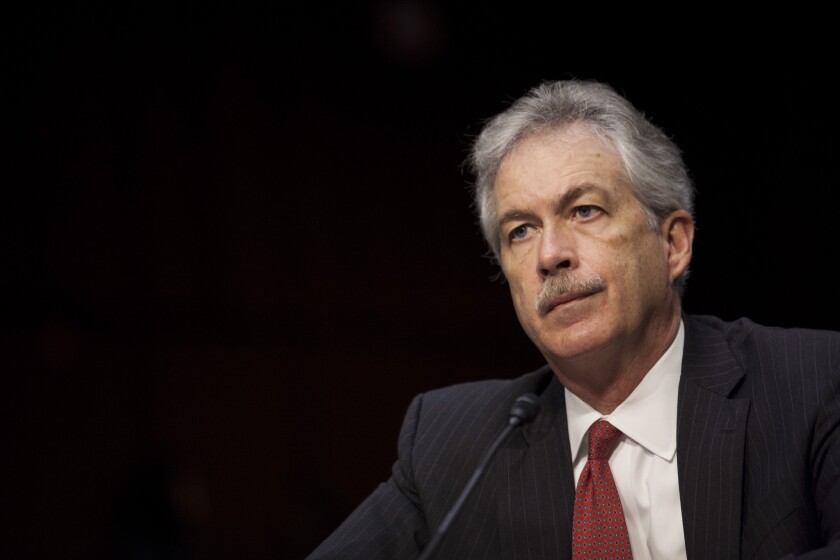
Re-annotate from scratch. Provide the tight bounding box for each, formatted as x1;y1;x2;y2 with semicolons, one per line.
566;319;684;463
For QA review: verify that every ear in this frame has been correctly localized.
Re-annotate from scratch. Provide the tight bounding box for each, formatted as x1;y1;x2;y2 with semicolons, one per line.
661;209;694;282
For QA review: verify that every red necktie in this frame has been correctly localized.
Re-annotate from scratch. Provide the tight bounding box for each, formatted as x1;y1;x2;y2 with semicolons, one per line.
571;419;633;559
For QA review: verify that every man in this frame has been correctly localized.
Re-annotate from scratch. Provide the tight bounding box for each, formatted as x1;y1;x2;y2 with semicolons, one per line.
306;80;840;559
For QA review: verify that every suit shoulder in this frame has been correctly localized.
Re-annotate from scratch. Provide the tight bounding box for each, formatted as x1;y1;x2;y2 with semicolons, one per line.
423;365;552;398
686;313;840;366
415;365;553;421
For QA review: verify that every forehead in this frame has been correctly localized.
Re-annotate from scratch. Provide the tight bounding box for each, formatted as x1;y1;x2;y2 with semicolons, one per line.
495;125;630;204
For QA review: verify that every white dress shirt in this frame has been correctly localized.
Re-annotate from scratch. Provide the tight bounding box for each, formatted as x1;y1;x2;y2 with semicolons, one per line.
565;320;687;560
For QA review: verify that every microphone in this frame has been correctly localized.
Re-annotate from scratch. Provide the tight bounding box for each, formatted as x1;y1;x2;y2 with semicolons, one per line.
417;393;541;560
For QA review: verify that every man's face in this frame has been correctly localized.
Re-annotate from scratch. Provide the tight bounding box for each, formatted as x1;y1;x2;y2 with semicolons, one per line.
494;125;682;369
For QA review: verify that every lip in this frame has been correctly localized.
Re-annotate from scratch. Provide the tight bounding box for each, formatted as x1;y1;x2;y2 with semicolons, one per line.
540;291;593;316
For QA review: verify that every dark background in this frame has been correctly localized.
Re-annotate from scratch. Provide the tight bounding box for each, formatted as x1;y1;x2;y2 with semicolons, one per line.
5;3;837;559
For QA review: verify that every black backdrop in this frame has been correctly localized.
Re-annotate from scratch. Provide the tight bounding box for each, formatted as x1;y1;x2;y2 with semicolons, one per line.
5;3;838;559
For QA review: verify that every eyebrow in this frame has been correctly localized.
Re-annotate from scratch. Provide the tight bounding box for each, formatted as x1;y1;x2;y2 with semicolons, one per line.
497;184;601;228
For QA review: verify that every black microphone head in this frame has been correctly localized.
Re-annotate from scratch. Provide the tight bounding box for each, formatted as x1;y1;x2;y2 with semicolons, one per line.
508;393;540;426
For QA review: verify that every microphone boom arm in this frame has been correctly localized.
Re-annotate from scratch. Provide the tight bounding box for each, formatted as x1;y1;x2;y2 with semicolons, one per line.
417;393;540;560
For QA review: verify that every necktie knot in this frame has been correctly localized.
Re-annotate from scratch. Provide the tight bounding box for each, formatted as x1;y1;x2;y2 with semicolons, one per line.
588;419;622;460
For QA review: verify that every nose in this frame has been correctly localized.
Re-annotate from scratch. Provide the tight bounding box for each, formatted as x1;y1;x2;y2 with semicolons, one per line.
537;226;574;278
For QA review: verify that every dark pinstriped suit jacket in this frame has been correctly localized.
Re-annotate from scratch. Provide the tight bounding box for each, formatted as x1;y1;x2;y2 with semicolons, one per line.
307;314;840;559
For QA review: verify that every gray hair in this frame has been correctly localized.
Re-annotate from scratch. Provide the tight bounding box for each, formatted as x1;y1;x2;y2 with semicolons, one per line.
467;79;695;294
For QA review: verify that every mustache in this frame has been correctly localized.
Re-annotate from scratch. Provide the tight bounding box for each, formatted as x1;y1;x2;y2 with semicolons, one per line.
535;273;607;316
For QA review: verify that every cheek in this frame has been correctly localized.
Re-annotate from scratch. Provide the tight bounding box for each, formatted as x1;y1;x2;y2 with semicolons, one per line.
506;274;539;320
623;242;672;297
502;256;533;293
508;279;531;309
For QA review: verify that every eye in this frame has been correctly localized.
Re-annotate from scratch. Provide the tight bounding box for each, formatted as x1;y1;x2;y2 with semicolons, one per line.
509;224;531;241
574;205;601;219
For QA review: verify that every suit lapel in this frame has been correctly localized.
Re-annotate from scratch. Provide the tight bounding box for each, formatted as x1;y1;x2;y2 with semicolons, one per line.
678;316;750;560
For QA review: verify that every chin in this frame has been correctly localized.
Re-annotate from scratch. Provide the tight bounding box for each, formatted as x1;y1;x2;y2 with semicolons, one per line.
536;320;609;359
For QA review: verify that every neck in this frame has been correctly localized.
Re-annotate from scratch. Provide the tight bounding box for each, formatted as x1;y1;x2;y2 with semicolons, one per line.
548;311;682;415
